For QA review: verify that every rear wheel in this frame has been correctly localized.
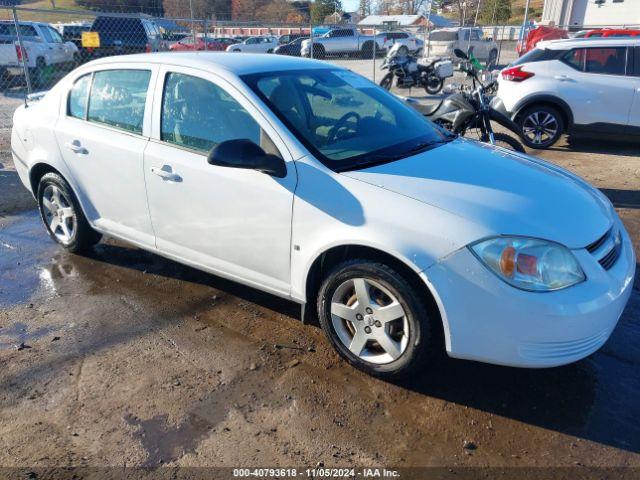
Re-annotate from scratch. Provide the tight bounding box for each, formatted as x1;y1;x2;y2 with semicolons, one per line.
487;49;498;68
37;172;101;253
424;73;443;95
360;42;373;59
518;104;564;149
379;73;393;90
317;260;436;379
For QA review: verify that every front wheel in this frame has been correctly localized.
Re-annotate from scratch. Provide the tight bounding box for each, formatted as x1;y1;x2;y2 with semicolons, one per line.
317;260;437;379
379;73;393;90
491;132;525;152
424;73;443;95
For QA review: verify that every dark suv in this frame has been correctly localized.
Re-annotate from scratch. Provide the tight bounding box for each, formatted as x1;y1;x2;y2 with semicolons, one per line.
89;16;165;58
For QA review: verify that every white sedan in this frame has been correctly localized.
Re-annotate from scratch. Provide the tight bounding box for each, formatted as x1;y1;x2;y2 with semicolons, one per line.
226;36;278;53
11;53;635;379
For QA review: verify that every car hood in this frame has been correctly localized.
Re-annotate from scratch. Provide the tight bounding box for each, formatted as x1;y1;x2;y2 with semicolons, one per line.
341;139;612;249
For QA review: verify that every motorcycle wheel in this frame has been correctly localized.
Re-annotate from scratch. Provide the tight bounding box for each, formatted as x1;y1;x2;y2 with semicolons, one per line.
380;73;393;90
424;75;443;95
491;133;525;153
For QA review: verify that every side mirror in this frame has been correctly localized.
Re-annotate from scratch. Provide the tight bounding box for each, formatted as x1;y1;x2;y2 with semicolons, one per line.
207;139;286;178
453;48;467;59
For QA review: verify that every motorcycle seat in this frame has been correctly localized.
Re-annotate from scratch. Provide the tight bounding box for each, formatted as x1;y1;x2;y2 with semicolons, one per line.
417;56;443;69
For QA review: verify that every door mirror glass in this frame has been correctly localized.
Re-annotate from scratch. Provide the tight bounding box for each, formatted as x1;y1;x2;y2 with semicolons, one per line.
207;139;286;178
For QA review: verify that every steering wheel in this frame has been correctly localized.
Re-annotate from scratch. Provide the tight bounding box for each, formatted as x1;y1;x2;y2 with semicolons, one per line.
327;112;361;144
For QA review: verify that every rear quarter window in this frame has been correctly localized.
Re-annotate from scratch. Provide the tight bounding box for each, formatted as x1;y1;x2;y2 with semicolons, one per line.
512;47;565;66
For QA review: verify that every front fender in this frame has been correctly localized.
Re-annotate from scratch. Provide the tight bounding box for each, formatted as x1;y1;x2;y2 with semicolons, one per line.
488;107;520;134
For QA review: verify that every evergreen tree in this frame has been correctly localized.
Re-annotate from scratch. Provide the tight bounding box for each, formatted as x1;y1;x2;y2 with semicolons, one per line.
311;0;341;24
480;0;511;24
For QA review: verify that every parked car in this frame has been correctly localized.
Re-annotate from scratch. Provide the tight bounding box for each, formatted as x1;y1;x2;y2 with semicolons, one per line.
516;25;568;56
428;27;499;65
579;28;640;38
383;31;423;55
0;21;78;88
300;27;386;59
11;53;634;379
169;36;227;51
88;16;165;59
226;36;278;53
277;33;307;45
492;37;640;149
54;22;91;49
274;37;308;56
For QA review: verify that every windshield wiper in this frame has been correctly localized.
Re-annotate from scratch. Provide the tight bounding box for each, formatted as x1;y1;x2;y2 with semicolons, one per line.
338;138;452;172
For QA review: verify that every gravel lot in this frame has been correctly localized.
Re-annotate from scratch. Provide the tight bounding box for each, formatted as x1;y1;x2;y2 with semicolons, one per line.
0;57;639;477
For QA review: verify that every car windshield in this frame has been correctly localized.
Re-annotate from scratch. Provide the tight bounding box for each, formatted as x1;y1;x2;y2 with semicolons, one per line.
243;69;452;171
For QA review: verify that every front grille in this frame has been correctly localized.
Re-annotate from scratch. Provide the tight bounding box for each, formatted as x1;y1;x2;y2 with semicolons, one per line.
586;229;610;253
585;227;622;271
599;241;622;270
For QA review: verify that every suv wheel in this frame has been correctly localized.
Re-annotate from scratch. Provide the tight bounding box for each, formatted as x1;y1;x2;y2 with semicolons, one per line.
37;172;102;253
518;105;564;149
317;260;436;379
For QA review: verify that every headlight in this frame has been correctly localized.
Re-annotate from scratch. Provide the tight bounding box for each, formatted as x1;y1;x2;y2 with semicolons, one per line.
470;237;585;292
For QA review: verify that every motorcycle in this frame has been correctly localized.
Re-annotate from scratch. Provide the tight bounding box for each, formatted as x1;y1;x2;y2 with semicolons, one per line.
407;48;525;152
379;42;453;95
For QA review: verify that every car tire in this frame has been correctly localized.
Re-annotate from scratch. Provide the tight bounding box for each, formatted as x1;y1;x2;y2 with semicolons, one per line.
317;259;437;380
30;57;47;89
518;104;564;149
37;172;101;253
312;44;325;59
360;41;374;59
487;49;498;67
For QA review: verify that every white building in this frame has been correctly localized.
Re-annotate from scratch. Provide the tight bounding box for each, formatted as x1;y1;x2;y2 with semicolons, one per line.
542;0;640;27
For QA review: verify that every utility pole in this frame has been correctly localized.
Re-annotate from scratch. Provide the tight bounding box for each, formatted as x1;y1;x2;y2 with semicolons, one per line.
519;0;531;43
189;0;196;42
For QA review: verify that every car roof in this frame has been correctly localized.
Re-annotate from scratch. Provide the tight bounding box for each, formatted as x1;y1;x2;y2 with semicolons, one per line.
85;52;341;76
538;37;640;49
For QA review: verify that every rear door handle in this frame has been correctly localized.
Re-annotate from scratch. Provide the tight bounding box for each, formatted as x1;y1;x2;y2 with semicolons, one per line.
150;165;182;182
64;140;88;154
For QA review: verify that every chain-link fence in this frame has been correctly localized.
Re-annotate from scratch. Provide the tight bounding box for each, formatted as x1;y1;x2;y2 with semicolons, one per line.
0;5;638;103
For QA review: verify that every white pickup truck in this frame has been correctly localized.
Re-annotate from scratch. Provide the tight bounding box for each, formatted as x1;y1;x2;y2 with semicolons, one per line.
0;21;78;88
301;27;386;59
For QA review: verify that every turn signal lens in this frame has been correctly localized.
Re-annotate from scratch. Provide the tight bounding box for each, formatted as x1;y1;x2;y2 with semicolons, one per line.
470;237;585;292
501;66;535;82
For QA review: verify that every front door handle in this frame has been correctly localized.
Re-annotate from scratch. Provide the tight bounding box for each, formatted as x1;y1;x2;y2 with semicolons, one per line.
554;75;570;81
64;140;88;154
150;165;182;182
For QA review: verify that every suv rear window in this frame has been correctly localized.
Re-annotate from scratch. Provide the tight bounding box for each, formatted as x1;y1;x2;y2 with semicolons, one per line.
511;47;565;66
430;31;457;41
562;47;628;75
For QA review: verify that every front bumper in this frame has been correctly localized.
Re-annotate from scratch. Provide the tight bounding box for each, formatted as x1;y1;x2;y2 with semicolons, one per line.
422;220;635;368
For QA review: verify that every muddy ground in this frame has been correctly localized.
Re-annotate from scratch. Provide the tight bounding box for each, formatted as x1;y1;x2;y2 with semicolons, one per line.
0;92;639;478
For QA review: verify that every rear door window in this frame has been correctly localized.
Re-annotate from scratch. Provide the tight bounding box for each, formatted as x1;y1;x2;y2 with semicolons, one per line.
87;69;151;134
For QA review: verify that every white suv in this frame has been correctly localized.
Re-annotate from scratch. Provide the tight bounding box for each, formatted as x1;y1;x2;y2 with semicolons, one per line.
492;38;640;149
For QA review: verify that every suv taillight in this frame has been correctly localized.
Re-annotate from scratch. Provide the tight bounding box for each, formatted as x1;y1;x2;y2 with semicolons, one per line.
145;43;152;53
15;43;28;62
501;65;534;82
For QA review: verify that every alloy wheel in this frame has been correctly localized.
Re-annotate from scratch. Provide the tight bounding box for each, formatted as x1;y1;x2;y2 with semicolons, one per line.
41;184;76;245
330;277;409;364
522;111;559;146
